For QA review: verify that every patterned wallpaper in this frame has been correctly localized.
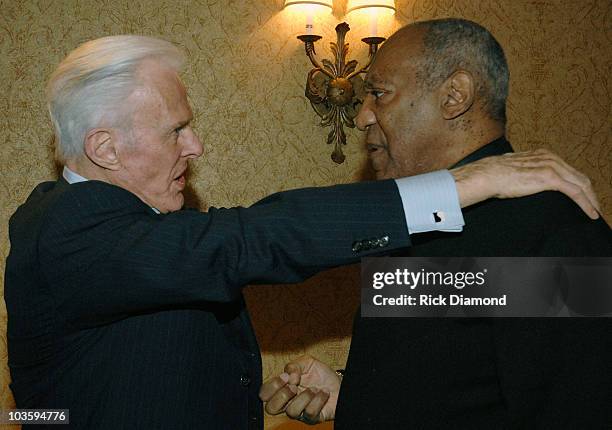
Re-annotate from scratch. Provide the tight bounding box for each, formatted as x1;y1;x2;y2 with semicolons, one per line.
0;0;609;428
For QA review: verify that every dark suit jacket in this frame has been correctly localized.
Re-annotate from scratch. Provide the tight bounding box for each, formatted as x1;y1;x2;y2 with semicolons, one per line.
337;138;612;429
4;178;411;429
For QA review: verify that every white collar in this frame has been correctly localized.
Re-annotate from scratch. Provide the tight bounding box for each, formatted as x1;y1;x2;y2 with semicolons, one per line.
62;166;88;184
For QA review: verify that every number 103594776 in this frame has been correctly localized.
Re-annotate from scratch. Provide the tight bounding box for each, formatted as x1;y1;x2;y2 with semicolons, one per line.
0;409;69;424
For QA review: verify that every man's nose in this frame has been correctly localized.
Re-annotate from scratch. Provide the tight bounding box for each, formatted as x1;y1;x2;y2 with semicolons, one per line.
181;127;204;159
355;98;376;131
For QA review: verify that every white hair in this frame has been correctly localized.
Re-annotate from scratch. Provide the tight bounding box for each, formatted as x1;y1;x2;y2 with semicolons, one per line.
47;35;185;162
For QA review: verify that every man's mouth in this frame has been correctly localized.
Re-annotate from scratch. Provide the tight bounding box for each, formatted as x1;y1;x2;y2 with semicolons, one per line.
366;143;388;175
174;171;187;188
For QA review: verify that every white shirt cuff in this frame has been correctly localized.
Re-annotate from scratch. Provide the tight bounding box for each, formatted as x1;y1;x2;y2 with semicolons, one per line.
394;170;465;234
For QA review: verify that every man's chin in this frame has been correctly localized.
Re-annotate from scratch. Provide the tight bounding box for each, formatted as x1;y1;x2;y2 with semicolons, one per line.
374;170;391;180
156;194;185;214
170;194;185;212
371;162;392;180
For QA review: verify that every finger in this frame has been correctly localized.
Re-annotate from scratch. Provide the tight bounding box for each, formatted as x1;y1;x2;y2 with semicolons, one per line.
529;164;599;219
285;388;317;420
259;373;289;401
554;178;599;220
286;370;301;386
485;152;600;219
265;384;298;415
304;389;330;420
558;168;600;215
284;355;315;385
513;151;600;215
534;154;601;214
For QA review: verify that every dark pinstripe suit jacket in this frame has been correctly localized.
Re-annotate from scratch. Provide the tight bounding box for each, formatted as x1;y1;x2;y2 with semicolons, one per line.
337;139;612;429
5;178;410;429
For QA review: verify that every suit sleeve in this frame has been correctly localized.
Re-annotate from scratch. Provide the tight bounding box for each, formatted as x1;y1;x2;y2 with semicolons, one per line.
38;180;411;328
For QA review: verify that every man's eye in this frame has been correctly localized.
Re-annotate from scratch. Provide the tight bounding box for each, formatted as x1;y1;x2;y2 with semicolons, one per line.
367;89;385;99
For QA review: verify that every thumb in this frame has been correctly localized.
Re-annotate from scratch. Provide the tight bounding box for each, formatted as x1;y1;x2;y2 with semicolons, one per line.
284;355;315;385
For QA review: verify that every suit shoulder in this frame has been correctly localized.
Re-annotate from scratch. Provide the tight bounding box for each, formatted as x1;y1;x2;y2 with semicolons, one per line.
509;191;611;255
455;190;610;256
10;180;152;240
45;181;156;235
471;190;607;229
50;180;148;215
529;191;603;223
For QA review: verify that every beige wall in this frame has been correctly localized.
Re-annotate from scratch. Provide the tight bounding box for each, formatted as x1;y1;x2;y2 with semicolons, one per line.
0;0;609;428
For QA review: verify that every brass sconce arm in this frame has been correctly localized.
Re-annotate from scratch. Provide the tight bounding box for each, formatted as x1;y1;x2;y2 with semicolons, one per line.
347;36;385;79
297;23;385;163
297;35;335;80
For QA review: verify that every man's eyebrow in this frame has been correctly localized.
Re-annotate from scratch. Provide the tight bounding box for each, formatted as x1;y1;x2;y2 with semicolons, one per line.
365;80;388;89
364;74;388;88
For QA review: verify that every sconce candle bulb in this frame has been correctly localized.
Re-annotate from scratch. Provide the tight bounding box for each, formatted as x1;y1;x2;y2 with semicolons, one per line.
369;7;378;36
306;7;313;34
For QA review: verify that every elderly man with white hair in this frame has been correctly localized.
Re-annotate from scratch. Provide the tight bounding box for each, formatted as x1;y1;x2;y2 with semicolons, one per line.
4;35;600;429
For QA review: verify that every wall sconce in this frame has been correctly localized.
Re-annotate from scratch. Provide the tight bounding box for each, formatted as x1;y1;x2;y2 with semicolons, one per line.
287;0;395;164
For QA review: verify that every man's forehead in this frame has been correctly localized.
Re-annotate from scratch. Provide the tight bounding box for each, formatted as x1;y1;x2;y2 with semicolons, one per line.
365;67;388;86
138;62;181;88
365;52;406;87
365;30;424;86
129;64;192;124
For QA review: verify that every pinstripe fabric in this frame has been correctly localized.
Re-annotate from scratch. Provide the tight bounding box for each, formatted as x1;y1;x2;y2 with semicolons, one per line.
5;178;410;429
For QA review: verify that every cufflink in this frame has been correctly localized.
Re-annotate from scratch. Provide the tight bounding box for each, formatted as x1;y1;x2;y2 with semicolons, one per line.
352;235;389;253
433;210;445;223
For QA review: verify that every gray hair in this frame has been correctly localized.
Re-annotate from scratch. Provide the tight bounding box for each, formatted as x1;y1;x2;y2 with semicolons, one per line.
412;18;509;122
47;35;185;162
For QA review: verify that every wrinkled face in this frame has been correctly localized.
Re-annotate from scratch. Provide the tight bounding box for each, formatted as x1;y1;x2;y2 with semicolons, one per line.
355;32;443;179
115;63;203;213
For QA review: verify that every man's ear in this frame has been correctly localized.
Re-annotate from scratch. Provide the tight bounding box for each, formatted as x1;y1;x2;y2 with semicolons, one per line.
439;70;475;120
83;129;121;171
